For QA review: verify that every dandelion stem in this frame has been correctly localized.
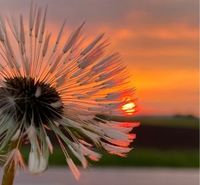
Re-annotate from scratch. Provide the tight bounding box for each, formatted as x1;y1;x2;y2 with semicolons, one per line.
1;159;16;185
1;141;19;185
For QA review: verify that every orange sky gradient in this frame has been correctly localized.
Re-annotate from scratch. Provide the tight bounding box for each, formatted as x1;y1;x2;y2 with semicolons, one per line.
0;0;198;116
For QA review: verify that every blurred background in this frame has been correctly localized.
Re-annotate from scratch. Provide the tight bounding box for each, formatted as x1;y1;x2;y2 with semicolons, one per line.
0;0;199;184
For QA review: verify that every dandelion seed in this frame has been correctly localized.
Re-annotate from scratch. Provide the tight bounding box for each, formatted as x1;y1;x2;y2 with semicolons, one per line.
0;3;139;180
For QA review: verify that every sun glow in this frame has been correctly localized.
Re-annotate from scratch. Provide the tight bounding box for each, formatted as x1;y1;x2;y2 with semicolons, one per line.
121;99;136;115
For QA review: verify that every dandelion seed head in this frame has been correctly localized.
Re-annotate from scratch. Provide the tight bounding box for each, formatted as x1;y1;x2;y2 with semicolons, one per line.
0;3;139;180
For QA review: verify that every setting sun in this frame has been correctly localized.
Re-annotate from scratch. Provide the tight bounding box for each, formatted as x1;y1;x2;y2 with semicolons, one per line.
121;100;136;115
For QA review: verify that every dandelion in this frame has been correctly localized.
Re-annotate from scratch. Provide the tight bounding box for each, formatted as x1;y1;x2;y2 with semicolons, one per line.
0;3;139;184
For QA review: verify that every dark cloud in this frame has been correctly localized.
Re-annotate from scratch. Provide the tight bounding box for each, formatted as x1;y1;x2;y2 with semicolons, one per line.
0;0;197;28
130;0;198;28
0;0;133;25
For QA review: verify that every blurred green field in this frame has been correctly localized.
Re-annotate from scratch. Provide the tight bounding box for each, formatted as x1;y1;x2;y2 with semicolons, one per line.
50;148;199;168
20;147;198;168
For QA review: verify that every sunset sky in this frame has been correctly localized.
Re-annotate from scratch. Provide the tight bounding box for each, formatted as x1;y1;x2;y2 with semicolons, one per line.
0;0;198;116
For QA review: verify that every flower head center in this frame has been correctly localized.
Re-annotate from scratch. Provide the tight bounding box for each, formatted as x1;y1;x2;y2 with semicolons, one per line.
0;77;63;127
